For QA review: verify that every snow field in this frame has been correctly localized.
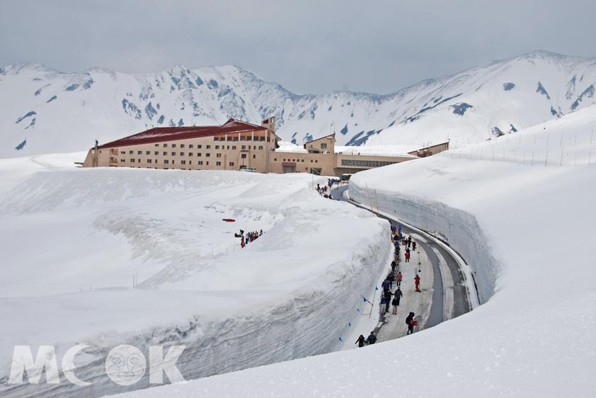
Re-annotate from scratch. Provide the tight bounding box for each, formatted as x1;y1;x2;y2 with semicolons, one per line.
0;165;391;397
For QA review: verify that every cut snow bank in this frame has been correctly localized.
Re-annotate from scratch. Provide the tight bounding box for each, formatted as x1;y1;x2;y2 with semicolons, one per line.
113;105;596;398
348;181;496;304
0;166;391;397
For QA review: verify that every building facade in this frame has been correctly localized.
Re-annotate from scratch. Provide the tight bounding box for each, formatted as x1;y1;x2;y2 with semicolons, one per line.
83;119;278;172
83;118;448;176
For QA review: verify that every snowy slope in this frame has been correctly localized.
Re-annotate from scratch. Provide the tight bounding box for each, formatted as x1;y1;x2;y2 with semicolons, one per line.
0;165;390;397
2;51;596;158
113;103;596;397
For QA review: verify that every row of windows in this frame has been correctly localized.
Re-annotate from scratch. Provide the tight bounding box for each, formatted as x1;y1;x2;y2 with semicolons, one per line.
125;145;264;156
124;159;236;167
341;159;398;167
214;136;268;142
155;143;205;149
273;158;319;163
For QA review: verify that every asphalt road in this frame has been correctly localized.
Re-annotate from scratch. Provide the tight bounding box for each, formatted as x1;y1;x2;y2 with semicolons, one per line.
332;184;471;332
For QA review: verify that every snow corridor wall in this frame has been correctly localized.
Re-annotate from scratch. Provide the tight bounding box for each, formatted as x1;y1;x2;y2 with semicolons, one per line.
349;182;497;305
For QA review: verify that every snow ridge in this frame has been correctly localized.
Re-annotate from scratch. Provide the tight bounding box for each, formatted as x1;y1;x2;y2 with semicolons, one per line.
1;51;596;158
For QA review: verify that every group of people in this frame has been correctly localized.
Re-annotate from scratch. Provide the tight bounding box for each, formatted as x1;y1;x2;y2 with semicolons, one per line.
355;224;421;348
315;183;336;200
234;229;263;248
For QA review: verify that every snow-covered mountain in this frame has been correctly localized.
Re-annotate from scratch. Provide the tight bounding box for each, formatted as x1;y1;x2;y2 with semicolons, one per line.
1;51;595;158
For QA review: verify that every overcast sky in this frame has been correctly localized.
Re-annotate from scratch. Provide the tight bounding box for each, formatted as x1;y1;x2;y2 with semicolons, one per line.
1;0;595;95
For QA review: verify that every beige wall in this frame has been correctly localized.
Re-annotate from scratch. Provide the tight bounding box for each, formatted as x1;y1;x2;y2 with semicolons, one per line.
269;151;336;176
83;129;276;172
83;129;441;177
304;135;335;154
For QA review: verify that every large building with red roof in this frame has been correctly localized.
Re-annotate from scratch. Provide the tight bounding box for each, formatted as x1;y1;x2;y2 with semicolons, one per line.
83;117;448;176
83;118;280;172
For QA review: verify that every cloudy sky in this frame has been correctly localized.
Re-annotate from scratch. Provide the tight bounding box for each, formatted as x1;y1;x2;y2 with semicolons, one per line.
1;0;595;95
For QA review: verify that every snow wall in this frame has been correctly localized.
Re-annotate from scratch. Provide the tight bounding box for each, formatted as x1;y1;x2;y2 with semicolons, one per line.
349;182;497;305
0;169;392;397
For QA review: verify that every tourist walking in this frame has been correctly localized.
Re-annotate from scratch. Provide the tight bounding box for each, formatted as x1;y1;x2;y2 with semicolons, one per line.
355;334;366;347
396;271;403;287
414;273;421;292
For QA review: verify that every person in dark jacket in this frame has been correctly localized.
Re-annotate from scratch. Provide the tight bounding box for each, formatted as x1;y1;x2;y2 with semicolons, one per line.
392;287;403;314
366;331;377;344
406;312;415;335
355;334;366;347
384;289;392;313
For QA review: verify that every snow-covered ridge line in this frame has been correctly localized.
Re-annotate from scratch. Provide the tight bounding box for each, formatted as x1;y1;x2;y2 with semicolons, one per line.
2;51;596;158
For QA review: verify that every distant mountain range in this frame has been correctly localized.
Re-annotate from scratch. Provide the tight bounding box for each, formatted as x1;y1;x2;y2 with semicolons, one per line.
1;50;595;158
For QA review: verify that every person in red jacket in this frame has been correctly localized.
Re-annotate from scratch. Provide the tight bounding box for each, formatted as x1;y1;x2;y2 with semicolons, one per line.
414;273;421;292
404;251;411;262
396;271;403;287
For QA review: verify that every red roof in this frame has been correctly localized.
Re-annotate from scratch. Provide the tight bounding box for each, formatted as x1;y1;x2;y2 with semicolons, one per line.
98;119;270;149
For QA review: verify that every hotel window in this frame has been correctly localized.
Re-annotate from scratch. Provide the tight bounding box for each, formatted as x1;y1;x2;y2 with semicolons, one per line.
181;160;186;165
172;144;176;148
129;150;134;154
164;160;169;164
206;145;211;149
163;152;167;156
180;152;185;156
206;161;209;165
226;146;230;150
146;151;150;155
180;144;185;148
242;145;247;150
189;144;194;148
253;155;256;159
197;145;202;149
189;153;193;157
155;144;160;147
197;153;202;157
171;152;176;156
163;143;168;147
216;153;221;158
120;159;125;163
131;159;135;163
172;160;175;164
258;146;263;150
147;159;152;164
321;143;328;149
240;136;246;141
154;151;159;155
198;161;203;165
120;151;125;155
189;161;192;165
206;153;210;157
215;145;220;150
232;146;236;150
260;136;265;141
216;161;221;166
137;151;142;155
229;162;235;167
241;154;247;159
